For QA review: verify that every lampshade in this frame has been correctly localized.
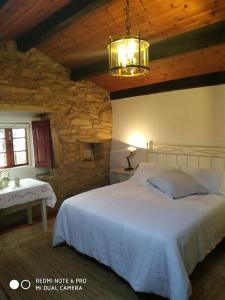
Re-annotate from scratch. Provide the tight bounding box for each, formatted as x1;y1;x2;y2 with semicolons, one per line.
127;146;136;152
108;37;150;77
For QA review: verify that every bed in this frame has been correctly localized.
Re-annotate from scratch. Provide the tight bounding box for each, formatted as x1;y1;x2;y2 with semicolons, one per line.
53;143;225;300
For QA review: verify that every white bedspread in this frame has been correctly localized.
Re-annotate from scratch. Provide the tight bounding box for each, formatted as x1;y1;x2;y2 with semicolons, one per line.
53;180;225;300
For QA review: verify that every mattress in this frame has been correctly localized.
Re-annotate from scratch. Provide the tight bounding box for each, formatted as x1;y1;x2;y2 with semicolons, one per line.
53;179;225;300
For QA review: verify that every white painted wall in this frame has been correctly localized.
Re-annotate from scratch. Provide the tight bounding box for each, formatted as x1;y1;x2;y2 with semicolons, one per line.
0;111;47;179
111;84;225;170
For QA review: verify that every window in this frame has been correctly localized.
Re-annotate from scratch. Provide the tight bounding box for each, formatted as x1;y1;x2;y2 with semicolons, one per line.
0;127;29;168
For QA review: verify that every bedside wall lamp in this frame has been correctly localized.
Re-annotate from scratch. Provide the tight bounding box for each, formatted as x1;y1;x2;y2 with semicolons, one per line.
125;146;136;171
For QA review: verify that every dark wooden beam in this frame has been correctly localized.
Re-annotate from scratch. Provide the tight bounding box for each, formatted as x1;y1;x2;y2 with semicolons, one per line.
71;60;108;80
17;0;109;52
71;20;225;80
150;20;225;61
110;71;225;100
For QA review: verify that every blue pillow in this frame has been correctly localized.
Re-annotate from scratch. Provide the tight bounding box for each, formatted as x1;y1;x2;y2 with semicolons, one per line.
148;169;209;199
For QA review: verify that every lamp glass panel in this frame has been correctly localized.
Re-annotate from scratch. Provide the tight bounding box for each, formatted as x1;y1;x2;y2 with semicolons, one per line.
140;40;150;66
127;146;136;152
108;37;149;77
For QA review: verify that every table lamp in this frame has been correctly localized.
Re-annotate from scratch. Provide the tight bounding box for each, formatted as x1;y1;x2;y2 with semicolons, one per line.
125;146;136;171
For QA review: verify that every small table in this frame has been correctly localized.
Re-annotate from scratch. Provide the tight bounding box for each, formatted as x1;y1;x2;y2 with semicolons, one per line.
0;178;57;232
110;168;135;184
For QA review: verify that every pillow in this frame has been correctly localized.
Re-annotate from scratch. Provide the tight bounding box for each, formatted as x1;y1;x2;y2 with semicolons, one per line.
182;168;225;195
131;163;166;185
147;169;209;199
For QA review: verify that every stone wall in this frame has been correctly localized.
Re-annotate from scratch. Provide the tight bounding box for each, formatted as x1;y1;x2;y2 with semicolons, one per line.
0;41;112;203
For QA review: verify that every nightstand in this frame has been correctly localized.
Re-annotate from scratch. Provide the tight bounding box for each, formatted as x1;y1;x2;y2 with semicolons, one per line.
110;168;135;184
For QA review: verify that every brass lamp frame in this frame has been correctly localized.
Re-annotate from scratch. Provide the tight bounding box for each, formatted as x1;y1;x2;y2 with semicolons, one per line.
108;0;150;77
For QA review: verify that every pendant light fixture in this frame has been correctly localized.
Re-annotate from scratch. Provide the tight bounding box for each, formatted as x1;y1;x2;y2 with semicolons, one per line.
108;0;150;77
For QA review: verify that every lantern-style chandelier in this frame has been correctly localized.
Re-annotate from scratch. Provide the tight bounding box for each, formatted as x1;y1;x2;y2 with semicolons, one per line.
108;0;150;77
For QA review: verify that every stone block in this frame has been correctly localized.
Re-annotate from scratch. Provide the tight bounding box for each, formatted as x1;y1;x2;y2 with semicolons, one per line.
71;119;92;127
0;41;112;210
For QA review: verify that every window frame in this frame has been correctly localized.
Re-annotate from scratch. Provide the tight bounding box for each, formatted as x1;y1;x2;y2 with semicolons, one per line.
0;123;32;169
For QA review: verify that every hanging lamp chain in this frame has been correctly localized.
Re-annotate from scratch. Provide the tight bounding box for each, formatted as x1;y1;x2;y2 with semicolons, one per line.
124;0;131;36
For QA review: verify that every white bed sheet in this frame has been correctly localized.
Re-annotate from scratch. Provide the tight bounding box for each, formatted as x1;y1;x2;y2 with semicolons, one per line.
53;179;225;300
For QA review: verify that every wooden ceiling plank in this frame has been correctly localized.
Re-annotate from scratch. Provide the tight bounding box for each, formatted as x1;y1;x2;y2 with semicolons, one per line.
0;0;70;40
71;20;225;80
110;71;225;100
90;43;225;92
38;0;225;64
10;2;48;26
17;0;110;52
71;17;224;60
41;2;191;56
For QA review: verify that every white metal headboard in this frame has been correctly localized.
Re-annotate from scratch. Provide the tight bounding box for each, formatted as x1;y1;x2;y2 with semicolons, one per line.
146;141;225;171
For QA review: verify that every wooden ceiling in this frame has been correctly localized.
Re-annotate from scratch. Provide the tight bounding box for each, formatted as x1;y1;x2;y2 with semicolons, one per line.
38;0;225;68
90;43;225;92
0;0;70;39
0;0;225;98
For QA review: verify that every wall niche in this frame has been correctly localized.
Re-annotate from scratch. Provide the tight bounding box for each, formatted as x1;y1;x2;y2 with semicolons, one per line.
79;139;110;161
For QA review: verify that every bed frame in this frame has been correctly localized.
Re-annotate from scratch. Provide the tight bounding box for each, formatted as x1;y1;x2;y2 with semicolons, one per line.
146;141;225;171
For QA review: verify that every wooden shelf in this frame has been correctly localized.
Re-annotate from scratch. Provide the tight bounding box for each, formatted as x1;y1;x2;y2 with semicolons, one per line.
78;138;111;144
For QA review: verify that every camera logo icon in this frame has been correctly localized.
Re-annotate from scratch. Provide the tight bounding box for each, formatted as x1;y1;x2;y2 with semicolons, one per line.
9;279;31;290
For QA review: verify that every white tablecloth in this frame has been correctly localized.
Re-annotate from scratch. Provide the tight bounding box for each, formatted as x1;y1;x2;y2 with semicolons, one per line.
0;178;57;209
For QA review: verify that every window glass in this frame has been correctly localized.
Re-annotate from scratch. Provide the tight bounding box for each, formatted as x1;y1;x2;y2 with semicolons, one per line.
0;129;5;138
14;151;27;165
13;138;26;151
0;126;29;168
0;139;6;152
12;128;26;138
0;153;7;167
